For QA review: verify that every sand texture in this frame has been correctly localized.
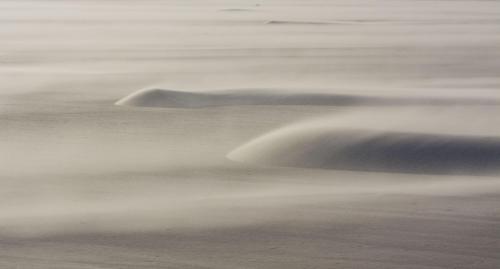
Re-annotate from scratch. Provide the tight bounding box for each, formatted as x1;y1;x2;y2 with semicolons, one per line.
1;0;499;268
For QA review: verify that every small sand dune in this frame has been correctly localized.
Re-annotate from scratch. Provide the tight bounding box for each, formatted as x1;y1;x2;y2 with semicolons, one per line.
115;88;365;108
228;121;500;175
116;88;500;108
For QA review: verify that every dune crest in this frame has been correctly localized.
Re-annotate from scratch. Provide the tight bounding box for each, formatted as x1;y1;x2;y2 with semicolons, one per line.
115;88;368;108
116;88;500;108
228;114;500;175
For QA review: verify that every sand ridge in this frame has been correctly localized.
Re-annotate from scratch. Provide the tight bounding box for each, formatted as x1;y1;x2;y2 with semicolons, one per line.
116;88;500;108
229;128;500;175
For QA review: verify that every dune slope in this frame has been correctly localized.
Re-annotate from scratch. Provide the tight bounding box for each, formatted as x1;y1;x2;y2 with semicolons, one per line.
229;128;500;175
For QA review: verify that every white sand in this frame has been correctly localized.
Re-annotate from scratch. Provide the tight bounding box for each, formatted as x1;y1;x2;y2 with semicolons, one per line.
1;0;499;268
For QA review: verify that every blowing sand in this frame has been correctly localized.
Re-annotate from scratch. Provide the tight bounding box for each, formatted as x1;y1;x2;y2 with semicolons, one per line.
228;109;500;175
1;0;500;268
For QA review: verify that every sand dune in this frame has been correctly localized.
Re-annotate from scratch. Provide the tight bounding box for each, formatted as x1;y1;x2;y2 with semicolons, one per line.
116;88;500;108
116;88;365;108
228;111;500;175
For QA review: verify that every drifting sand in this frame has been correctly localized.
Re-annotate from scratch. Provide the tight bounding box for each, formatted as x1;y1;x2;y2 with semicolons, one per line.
229;108;500;175
1;0;500;268
229;125;500;175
